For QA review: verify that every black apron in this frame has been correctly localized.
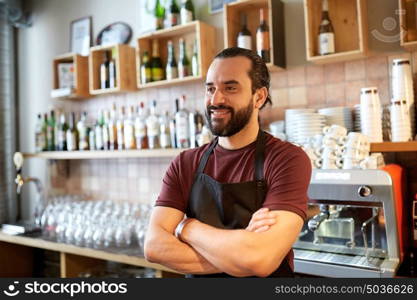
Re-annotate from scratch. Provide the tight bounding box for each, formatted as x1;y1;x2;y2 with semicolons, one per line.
186;130;294;277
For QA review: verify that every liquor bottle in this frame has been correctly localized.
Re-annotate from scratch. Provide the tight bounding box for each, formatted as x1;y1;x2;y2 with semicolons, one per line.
141;51;152;84
191;39;199;77
146;100;160;149
89;129;96;151
175;95;190;148
77;111;89;151
135;102;149;149
318;0;335;56
256;8;270;63
170;100;178;148
167;0;180;27
189;110;204;148
102;110;110;150
178;38;190;78
66;112;78;151
180;0;195;25
35;114;45;152
154;0;165;30
151;39;164;81
108;103;118;150
54;110;60;151
237;14;252;50
42;113;48;151
124;106;136;150
108;49;117;88
95;110;104;151
160;111;172;149
57;113;68;151
166;40;178;81
116;106;125;150
100;51;110;89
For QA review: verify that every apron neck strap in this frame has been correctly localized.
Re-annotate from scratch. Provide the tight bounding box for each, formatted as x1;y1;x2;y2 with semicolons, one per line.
196;130;266;178
254;130;266;181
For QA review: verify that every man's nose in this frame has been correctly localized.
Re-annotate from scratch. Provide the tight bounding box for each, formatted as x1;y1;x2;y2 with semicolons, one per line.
210;89;226;106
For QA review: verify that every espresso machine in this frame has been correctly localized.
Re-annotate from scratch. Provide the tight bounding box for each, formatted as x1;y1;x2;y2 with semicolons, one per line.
294;169;400;277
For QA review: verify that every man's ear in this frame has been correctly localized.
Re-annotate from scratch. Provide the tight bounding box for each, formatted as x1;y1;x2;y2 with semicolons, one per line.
254;87;268;109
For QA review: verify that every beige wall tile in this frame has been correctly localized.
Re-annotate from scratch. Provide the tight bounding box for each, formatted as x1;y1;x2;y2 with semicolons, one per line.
345;80;366;105
270;88;289;108
366;56;388;79
345;59;365;81
288;86;307;107
287;66;306;87
325;83;345;106
324;63;345;83
307;85;325;106
306;65;324;86
270;70;288;89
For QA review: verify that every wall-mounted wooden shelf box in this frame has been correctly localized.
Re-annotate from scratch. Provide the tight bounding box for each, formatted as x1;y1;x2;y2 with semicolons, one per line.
89;44;137;95
136;21;216;89
224;0;286;72
304;0;368;64
399;0;417;51
51;53;90;99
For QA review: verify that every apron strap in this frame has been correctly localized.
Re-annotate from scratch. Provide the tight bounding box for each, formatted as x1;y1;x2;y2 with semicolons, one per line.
196;138;218;174
254;130;266;181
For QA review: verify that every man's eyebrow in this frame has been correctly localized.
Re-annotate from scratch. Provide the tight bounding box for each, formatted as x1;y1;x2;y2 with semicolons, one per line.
205;80;240;86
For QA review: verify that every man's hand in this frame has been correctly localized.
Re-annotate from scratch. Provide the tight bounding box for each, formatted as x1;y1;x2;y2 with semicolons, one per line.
246;208;277;233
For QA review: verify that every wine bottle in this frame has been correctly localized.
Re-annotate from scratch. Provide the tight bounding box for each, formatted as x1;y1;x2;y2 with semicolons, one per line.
41;113;48;151
181;0;195;25
167;0;180;27
191;39;199;77
141;51;152;84
159;111;172;149
146;100;160;149
95;110;104;151
124;106;136;150
66;112;78;151
178;38;190;78
318;0;335;55
135;102;149;149
237;14;252;50
102;110;110;150
108;49;117;88
151;40;164;81
154;0;165;30
35;114;45;152
57;113;68;151
256;8;270;63
100;51;110;89
116;106;125;150
166;40;178;80
175;95;190;148
108;103;118;150
77;111;89;151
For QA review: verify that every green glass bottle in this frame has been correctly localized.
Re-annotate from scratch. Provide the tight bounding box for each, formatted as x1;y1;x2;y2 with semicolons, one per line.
166;40;178;80
178;38;190;78
154;0;165;30
191;38;199;77
151;39;164;81
180;0;195;24
167;0;180;27
47;110;55;151
141;51;152;84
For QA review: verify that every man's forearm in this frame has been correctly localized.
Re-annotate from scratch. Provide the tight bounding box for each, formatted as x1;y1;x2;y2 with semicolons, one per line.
144;227;221;274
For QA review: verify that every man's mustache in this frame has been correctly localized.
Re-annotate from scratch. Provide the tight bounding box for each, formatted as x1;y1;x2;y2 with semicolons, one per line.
206;105;234;113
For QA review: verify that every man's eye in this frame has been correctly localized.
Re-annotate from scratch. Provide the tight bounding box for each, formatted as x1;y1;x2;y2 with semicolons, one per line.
206;87;215;93
226;86;237;91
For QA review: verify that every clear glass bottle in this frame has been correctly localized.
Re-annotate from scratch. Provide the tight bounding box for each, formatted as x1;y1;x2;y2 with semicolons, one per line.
57;112;68;151
77;111;89;151
191;38;199;77
178;38;190;78
124;106;136;150
146;100;160;149
135;102;149;149
175;95;190;148
95;110;104;151
166;40;178;80
108;103;118;150
160;111;172;149
66;112;78;151
116;106;126;150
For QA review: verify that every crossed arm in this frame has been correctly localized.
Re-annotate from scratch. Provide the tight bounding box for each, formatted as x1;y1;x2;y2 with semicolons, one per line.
144;206;303;277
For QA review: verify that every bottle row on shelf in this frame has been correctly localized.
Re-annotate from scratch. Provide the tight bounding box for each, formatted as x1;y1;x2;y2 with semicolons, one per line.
140;38;199;84
152;0;195;30
34;96;213;152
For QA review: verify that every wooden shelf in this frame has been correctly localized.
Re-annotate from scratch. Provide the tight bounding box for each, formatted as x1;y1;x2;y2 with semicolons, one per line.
399;0;417;51
138;75;203;89
0;232;177;275
136;21;216;88
52;53;90;99
370;141;417;152
89;44;137;95
304;0;368;64
224;0;286;71
22;149;184;160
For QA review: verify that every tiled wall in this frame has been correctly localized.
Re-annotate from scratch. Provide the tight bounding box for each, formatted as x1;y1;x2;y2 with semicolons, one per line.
50;50;417;204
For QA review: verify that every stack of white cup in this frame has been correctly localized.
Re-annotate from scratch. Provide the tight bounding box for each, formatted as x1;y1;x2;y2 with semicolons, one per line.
360;87;383;142
338;132;370;169
390;100;412;141
392;58;415;136
314;125;347;169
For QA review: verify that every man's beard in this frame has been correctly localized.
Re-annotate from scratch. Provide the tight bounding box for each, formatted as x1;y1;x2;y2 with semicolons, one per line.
205;100;253;137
